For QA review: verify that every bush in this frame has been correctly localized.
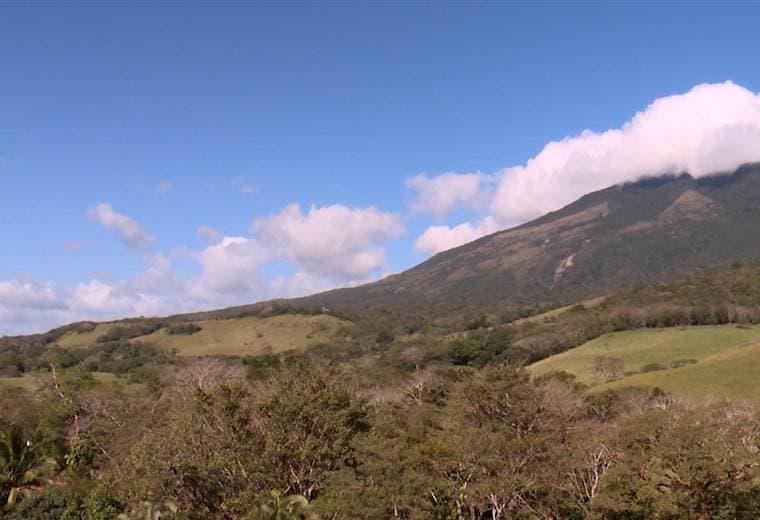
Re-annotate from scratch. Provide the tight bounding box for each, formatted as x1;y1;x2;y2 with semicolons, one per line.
165;323;202;336
374;329;395;345
448;326;516;367
82;485;123;519
670;358;698;369
593;356;625;382
96;323;164;343
97;327;130;343
465;314;490;331
2;489;81;520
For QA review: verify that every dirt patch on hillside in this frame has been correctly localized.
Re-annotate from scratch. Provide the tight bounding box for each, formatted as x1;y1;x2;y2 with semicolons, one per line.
553;253;576;284
619;221;655;236
658;189;717;222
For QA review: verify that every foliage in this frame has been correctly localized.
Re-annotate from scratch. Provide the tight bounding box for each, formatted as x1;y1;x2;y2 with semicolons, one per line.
256;361;370;500
1;488;81;519
165;324;202;336
83;485;123;519
7;260;760;517
243;491;315;520
447;326;519;367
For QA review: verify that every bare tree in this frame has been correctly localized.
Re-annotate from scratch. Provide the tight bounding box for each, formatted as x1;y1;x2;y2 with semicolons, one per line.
172;358;246;390
592;356;625;382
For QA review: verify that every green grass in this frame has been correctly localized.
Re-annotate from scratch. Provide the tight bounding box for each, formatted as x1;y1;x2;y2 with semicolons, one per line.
512;296;606;327
57;323;118;348
134;314;348;356
53;314;349;357
0;374;41;389
0;372;123;389
528;325;760;399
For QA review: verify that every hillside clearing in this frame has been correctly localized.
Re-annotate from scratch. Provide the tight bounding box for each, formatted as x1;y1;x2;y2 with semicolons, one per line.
512;296;606;327
596;339;760;400
528;325;760;399
57;323;119;348
51;314;349;357
134;314;348;356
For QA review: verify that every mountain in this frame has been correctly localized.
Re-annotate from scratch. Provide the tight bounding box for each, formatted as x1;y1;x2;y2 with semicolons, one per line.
289;163;760;317
18;163;760;335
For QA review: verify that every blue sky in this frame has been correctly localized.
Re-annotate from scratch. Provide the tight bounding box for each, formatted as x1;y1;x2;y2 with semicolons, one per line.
3;3;760;334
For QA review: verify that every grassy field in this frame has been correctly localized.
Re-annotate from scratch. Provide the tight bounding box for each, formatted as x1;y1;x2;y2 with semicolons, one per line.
512;296;606;327
53;314;349;357
0;372;122;389
57;323;118;348
528;325;760;399
132;314;347;356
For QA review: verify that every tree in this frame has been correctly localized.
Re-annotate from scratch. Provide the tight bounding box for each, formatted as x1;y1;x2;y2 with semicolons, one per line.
113;384;258;515
592;357;624;382
256;361;370;500
590;402;760;518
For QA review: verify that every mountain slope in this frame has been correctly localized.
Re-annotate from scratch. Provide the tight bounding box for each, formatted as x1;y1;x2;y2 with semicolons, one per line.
291;163;760;317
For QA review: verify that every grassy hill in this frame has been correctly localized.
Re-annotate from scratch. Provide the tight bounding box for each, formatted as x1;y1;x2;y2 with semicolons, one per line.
135;314;347;356
528;325;760;399
54;314;348;357
57;322;118;348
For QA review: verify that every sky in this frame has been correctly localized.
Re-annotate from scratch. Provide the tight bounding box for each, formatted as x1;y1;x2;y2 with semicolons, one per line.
4;3;760;334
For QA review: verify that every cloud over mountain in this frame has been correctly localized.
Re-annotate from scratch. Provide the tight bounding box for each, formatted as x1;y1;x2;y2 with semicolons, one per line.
406;172;491;219
414;217;500;257
414;81;760;256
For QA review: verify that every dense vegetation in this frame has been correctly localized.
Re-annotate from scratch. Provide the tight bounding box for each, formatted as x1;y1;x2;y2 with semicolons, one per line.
4;263;760;517
6;359;760;519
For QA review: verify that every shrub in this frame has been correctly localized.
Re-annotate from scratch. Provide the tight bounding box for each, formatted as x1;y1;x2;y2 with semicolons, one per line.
82;485;123;519
2;488;81;520
97;327;129;343
165;323;202;336
669;358;698;369
593;356;625;382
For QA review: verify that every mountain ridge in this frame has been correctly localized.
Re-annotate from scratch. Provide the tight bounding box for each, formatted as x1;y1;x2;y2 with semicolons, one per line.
285;163;760;317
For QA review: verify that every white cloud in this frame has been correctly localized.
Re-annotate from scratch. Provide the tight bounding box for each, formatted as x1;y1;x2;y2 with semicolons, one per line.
251;203;404;281
268;271;339;299
0;258;191;335
1;201;404;334
195;224;223;244
0;280;65;335
0;279;64;311
187;236;267;303
413;81;760;257
88;203;153;250
406;171;491;218
130;255;182;293
490;81;760;225
414;217;500;257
